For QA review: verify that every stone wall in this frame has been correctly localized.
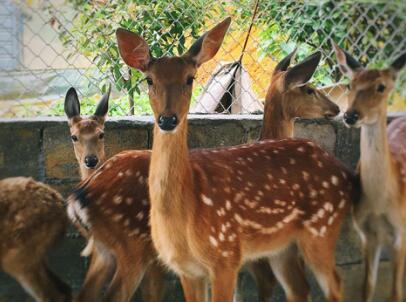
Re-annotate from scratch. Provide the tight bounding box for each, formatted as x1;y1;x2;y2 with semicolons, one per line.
0;115;403;301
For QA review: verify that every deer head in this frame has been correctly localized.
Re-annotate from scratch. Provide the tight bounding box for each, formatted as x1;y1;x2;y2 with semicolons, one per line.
64;87;110;178
333;43;406;127
267;49;340;120
116;18;231;132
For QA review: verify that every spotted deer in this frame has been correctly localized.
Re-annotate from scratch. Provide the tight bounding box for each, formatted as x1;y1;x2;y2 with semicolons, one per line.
333;43;406;302
65;86;110;179
0;177;70;301
260;48;340;140
116;18;360;302
64;87;167;302
245;48;341;301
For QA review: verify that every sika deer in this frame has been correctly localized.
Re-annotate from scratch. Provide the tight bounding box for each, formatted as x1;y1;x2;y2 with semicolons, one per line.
0;177;70;302
117;18;359;302
65;87;167;302
246;48;340;301
65;86;110;179
333;43;406;302
261;48;340;140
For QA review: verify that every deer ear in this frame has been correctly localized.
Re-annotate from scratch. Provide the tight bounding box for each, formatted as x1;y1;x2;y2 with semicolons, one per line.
64;87;80;119
284;51;321;89
116;28;151;72
332;42;363;79
390;52;406;75
273;47;297;75
94;84;110;119
186;17;231;66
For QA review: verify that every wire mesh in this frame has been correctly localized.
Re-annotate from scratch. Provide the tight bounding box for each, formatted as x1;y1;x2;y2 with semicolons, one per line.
0;0;405;118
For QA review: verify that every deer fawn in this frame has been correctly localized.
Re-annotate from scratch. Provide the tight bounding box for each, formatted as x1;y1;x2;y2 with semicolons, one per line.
0;177;70;301
65;87;167;302
334;43;406;302
116;18;360;302
65;86;110;179
245;48;341;301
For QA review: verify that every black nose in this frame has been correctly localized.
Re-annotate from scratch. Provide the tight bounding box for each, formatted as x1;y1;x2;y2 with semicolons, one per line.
343;111;359;125
158;115;178;131
84;155;99;168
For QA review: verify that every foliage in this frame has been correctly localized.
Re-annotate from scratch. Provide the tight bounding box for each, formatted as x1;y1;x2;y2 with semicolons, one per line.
254;1;405;86
49;0;216;113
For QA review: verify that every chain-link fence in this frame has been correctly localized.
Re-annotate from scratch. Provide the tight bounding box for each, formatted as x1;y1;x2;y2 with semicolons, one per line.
0;0;405;118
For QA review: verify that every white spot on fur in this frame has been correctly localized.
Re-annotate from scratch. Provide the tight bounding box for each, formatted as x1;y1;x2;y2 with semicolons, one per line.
113;195;123;205
136;212;144;220
201;194;213;206
209;236;218;247
302;171;310;181
225;200;232;210
331;175;339;186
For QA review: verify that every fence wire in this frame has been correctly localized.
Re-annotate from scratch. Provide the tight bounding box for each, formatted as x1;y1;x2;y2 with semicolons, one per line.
0;0;405;118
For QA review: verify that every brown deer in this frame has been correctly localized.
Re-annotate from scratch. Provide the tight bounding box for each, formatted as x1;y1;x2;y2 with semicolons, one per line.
260;48;340;140
245;48;341;301
116;17;360;302
65;86;110;179
66;50;341;302
334;43;406;302
65;87;167;302
0;177;70;301
65;88;167;302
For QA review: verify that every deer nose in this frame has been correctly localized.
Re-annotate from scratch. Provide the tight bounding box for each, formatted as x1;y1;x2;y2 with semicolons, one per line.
158;115;178;131
343;111;359;125
84;155;99;168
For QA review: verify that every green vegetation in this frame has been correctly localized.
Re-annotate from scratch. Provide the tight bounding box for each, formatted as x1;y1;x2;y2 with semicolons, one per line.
47;0;405;114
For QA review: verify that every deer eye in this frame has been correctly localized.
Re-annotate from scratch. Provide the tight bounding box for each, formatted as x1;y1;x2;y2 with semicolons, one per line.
377;84;386;93
186;76;195;86
306;88;314;95
146;77;153;86
346;84;351;90
99;133;104;139
71;135;78;142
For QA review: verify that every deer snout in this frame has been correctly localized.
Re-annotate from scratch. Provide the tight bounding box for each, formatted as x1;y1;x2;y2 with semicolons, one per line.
343;110;359;126
158;114;178;131
84;155;99;169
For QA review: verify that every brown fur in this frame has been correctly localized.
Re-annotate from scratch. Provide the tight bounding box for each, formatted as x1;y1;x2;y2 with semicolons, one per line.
65;95;167;302
114;19;359;302
0;177;70;302
334;43;406;302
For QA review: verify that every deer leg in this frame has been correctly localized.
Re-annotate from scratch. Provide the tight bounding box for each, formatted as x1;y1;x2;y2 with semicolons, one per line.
248;259;277;302
180;275;208;302
140;260;167;302
103;254;147;302
267;245;309;302
361;236;382;302
298;237;341;302
391;235;406;302
210;269;238;302
75;245;115;302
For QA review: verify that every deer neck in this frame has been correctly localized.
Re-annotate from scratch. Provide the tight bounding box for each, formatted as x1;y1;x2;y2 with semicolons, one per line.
359;113;394;204
260;93;293;140
149;121;193;216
